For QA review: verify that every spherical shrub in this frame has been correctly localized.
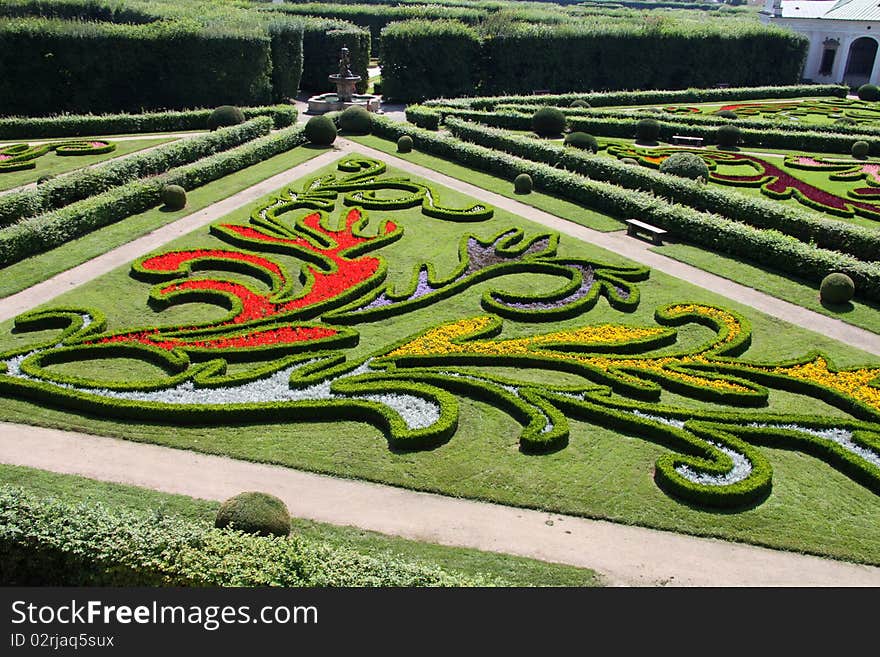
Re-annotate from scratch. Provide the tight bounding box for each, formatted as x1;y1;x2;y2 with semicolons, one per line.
852;140;870;159
635;118;660;143
858;84;880;101
160;184;187;210
717;125;741;148
819;272;855;304
304;115;337;146
531;107;566;137
207;105;245;131
570;100;591;108
563;131;599;152
620;157;640;166
659;152;709;180
215;491;291;537
338;105;371;134
514;173;533;194
714;110;739;120
397;135;413;153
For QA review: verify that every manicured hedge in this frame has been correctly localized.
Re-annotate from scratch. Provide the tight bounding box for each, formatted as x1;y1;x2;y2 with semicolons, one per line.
370;116;880;301
0;18;274;116
0;487;494;586
424;84;848;111
436;106;880;155
0;105;297;140
380;20;482;103
0;118;273;227
0;123;309;267
444;117;880;262
262;2;486;50
300;17;371;94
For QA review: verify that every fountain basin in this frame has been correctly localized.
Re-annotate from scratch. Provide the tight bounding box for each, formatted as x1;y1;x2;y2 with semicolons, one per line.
307;93;381;114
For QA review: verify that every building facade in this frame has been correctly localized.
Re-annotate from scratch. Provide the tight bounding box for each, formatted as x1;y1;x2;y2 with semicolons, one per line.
761;0;880;86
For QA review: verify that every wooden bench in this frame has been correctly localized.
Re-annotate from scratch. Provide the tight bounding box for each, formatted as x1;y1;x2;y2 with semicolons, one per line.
672;135;704;147
626;219;667;245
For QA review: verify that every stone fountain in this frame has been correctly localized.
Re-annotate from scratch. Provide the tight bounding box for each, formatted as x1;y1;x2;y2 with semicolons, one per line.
307;46;380;114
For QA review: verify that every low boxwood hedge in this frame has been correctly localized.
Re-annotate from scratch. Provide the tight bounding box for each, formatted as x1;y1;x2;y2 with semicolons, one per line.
0;486;496;586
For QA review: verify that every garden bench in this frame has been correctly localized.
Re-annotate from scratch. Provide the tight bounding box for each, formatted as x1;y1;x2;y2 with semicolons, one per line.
672;135;704;147
626;219;667;245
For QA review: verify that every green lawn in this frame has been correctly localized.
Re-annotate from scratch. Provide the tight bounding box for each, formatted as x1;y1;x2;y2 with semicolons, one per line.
654;242;880;334
349;134;623;232
0;145;327;298
0;463;601;587
1;152;879;565
0;137;174;191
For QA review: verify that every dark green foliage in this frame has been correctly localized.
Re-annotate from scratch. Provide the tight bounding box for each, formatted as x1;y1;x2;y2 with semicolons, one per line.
397;135;413;153
570;100;591;108
338;105;372;134
304;115;337;145
160;185;186;211
659;152;710;180
379;20;481;103
265;16;305;102
858;84;880;102
207;106;245;132
820;273;855;304
36;175;53;185
299;17;371;94
531;107;566;137
852;140;870;159
0;486;493;586
717;124;741;148
215;492;291;538
621;157;640;165
635;118;660;143
715;110;739;119
0;18;273;116
514;173;533;194
479;22;808;95
563;131;598;152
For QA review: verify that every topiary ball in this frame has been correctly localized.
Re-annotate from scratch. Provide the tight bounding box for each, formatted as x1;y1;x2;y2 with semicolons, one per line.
635;118;661;143
852;140;870;159
717;125;741;148
819;272;855;304
620;157;640;166
338;105;372;134
397;135;413;153
563;131;599;152
514;173;533;194
531;107;566;137
570;100;591;108
658;152;709;180
160;184;187;210
305;115;337;146
858;84;880;102
714;110;739;120
215;491;291;537
207;105;245;131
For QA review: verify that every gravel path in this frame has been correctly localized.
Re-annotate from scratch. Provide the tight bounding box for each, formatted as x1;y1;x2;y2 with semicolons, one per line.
0;422;877;586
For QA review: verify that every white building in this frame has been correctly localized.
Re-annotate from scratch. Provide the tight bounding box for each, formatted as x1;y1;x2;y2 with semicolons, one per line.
761;0;880;86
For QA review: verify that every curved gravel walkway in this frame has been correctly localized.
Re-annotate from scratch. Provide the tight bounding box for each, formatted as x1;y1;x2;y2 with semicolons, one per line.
0;421;877;587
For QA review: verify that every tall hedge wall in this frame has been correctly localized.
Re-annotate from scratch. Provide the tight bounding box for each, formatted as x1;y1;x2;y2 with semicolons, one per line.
300;17;371;94
380;20;483;102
